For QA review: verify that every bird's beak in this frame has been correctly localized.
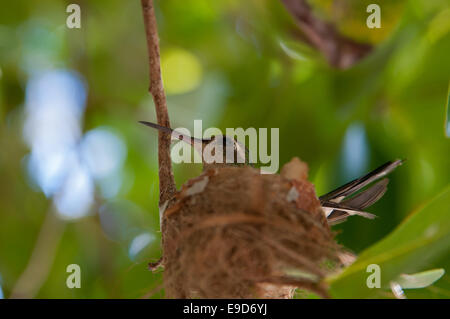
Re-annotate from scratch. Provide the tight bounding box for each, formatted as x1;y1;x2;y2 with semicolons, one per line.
139;121;208;146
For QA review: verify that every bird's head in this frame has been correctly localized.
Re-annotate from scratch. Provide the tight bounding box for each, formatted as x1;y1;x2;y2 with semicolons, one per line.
139;121;252;170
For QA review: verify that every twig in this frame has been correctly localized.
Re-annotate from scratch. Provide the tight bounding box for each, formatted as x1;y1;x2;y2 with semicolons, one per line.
141;0;176;204
280;0;372;69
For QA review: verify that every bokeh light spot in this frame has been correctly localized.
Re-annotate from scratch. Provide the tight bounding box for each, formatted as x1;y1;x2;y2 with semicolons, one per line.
0;274;4;299
128;232;155;261
341;123;369;178
81;127;127;179
446;85;450;138
54;159;94;220
161;48;203;95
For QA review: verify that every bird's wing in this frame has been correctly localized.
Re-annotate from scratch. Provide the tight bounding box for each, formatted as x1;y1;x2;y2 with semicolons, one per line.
322;178;388;220
319;159;403;203
326;211;350;225
341;178;389;209
320;160;404;224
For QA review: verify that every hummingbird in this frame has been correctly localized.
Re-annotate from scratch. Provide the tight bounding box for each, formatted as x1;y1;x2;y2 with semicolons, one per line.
140;121;404;224
139;121;252;171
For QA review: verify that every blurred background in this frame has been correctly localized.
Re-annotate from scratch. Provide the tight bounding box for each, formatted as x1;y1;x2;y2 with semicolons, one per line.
0;0;449;298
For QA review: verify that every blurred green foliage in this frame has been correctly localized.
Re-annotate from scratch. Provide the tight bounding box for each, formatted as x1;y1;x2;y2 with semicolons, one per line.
329;186;450;298
0;0;449;298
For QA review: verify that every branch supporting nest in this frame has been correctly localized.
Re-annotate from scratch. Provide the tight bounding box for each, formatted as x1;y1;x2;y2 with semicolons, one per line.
280;0;372;69
141;0;176;204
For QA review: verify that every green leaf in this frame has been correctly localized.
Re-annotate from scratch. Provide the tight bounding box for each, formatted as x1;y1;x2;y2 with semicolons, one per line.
328;186;450;298
395;268;445;289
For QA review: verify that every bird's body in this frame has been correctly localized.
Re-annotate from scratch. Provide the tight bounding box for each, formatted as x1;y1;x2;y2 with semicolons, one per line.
201;135;252;170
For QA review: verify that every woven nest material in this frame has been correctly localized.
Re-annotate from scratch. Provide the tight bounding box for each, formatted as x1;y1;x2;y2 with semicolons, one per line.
160;158;341;298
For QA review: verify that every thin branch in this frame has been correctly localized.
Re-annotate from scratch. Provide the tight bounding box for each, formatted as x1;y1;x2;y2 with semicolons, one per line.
280;0;372;69
141;0;176;204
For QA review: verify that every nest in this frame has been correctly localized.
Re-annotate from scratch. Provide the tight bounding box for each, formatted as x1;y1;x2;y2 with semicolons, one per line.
160;158;341;298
